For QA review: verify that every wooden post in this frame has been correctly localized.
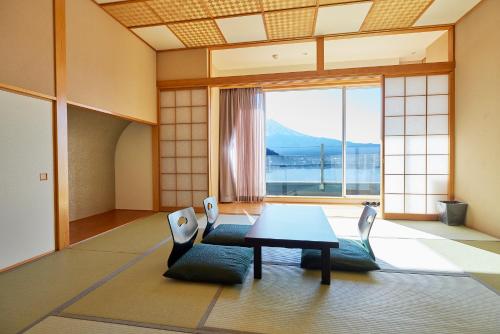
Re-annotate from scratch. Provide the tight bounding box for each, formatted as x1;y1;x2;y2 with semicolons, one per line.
316;36;325;73
53;0;69;249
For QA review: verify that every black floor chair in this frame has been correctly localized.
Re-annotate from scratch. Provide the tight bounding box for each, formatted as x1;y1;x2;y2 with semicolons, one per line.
163;207;253;284
301;205;380;272
201;197;252;247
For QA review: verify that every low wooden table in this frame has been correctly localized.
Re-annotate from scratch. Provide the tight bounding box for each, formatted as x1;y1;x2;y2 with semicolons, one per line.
245;205;339;285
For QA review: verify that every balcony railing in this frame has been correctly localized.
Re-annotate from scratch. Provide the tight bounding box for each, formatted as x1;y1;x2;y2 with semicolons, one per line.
266;144;380;197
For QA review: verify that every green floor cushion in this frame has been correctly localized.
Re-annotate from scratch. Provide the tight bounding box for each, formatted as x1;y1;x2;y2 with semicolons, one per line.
202;224;252;247
301;238;380;272
164;243;253;284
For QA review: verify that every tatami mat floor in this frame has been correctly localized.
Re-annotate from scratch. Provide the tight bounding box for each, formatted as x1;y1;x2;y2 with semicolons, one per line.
1;207;499;334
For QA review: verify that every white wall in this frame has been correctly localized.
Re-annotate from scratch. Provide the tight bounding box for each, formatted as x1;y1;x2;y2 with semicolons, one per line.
115;122;153;210
0;90;55;270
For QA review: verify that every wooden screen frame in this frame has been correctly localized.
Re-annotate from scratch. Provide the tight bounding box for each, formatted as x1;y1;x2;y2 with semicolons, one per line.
157;87;210;213
382;70;455;221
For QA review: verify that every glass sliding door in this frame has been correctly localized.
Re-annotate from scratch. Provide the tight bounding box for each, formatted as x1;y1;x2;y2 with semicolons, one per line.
345;87;382;196
265;89;343;196
265;86;382;198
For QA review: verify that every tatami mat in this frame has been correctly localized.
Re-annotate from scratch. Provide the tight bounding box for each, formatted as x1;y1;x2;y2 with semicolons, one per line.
64;242;220;329
71;213;170;254
25;316;184;334
0;249;135;334
205;265;500;334
328;217;498;241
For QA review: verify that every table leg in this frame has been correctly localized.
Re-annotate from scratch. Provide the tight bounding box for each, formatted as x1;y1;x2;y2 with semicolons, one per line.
321;247;331;285
254;246;262;279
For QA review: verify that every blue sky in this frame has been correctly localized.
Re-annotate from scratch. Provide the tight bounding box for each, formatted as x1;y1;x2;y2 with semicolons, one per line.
265;87;381;144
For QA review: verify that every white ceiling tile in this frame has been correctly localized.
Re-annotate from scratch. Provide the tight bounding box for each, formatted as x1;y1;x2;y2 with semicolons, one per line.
414;0;482;26
131;25;184;50
216;15;267;43
315;2;373;35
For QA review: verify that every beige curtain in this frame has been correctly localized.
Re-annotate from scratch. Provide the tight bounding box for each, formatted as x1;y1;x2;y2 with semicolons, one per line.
219;88;265;202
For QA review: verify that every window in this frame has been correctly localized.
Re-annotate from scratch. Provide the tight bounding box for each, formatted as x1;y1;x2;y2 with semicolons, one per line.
265;86;381;197
346;87;382;195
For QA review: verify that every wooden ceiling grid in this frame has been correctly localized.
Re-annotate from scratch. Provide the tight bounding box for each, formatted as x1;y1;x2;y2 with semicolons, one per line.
97;0;445;50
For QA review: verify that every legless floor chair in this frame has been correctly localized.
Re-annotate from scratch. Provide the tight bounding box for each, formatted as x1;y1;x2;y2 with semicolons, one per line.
201;197;252;247
301;205;380;272
164;207;253;284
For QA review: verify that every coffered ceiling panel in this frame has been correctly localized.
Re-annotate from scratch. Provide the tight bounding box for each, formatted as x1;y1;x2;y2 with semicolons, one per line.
205;0;261;17
95;0;476;51
315;2;372;35
102;2;162;27
262;0;317;11
146;0;209;22
361;0;433;31
168;20;226;47
264;7;316;39
216;15;267;43
414;0;482;26
132;25;185;50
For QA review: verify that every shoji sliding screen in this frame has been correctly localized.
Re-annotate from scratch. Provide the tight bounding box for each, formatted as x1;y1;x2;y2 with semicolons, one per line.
383;74;451;217
159;88;209;211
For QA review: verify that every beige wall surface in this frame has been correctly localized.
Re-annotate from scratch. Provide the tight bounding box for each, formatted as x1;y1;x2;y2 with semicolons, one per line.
66;0;157;123
0;0;55;96
115;122;153;210
157;49;208;80
425;31;449;63
68;106;130;221
455;0;500;237
0;90;55;270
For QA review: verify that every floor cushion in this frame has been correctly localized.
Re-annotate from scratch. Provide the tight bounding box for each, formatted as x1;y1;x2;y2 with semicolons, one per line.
164;243;253;284
202;224;251;247
301;238;380;272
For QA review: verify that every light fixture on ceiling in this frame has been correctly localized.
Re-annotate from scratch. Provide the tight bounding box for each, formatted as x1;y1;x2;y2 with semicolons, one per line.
272;54;279;60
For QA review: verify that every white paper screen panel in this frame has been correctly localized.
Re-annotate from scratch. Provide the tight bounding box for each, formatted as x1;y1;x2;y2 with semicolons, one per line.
159;88;209;209
383;75;450;215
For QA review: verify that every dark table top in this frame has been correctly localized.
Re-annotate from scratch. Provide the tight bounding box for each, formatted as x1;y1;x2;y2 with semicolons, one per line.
245;205;339;248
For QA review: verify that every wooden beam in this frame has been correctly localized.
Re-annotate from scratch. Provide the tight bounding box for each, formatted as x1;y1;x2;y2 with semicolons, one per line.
53;0;69;250
447;25;455;62
67;101;157;125
316;36;325;72
0;83;56;102
448;71;455;200
158;62;455;88
152;89;160;212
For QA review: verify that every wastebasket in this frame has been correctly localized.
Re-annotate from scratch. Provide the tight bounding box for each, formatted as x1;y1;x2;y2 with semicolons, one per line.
436;201;468;226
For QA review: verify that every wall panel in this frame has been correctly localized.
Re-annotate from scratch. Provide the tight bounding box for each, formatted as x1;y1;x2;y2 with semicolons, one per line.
66;0;156;123
157;49;209;81
455;0;500;237
115;123;153;210
0;0;55;97
0;90;54;270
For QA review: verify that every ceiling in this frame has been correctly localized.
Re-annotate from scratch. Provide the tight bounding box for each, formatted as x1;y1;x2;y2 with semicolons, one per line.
94;0;482;51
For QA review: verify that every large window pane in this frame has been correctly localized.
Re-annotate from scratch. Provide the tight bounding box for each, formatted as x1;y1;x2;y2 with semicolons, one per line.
345;87;381;195
265;89;343;196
